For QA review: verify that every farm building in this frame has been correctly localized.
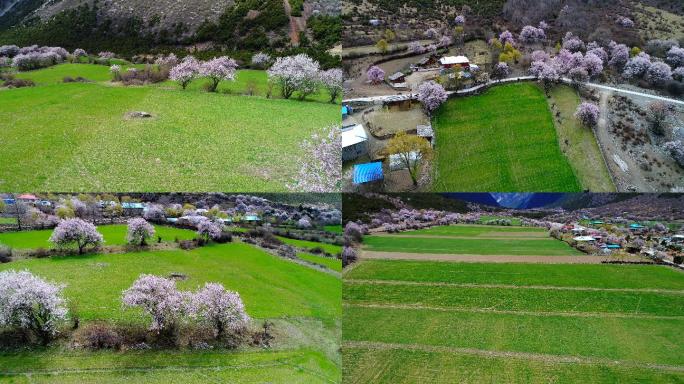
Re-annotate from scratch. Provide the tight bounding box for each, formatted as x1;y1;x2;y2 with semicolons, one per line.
416;54;440;68
417;124;434;146
440;55;470;69
121;202;145;216
388;72;408;89
17;194;38;203
342;123;369;162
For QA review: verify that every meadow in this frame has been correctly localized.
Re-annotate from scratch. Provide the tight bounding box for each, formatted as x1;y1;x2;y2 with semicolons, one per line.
0;224;196;250
0;64;339;191
392;224;547;237
277;236;342;255
343;259;684;383
0;240;341;382
433;83;581;192
362;235;582;256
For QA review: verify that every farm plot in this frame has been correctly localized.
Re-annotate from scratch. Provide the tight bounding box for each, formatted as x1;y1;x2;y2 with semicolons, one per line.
0;65;338;192
0;224;196;250
433;83;581;192
0;241;341;383
388;224;548;238
343;259;684;383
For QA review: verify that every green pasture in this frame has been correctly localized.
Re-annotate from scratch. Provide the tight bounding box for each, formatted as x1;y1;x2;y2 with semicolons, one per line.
394;224;546;237
277;237;342;255
298;252;342;272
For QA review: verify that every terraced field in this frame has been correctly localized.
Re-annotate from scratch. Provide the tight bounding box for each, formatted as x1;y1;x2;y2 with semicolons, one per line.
0;240;341;383
343;259;684;383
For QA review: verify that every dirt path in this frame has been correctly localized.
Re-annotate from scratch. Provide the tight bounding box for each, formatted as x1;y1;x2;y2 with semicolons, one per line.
360;250;631;264
345;279;684;295
344;303;684;320
282;0;299;46
343;341;684;372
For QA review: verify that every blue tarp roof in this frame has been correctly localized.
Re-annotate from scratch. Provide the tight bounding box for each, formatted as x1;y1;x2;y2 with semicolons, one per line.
353;162;383;184
630;223;645;228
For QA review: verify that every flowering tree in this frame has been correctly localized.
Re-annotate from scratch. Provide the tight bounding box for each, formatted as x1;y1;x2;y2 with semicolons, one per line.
439;35;452;47
568;67;589;84
367;65;385;84
341;246;357;267
616;16;635;28
73;48;87;58
673;67;684;82
251;52;271;69
49;218;103;254
344;222;363;243
499;30;515;46
492;62;511;79
189;283;250;338
122;274;186;333
407;41;425;54
297;217;312;228
520;26;545;44
99;51;116;59
0;44;19;57
288;125;341;192
666;46;684;68
623;53;652;79
454;15;465;25
645;61;672;86
424;28;439;39
267;54;320;99
538;21;549;30
583;53;604;78
155;53;178;69
144;205;166;222
0;270;68;344
319;68;343;103
127;218;155;246
417;81;448;115
587;43;608;62
530;50;550;63
575;102;600;127
110;65;122;81
170;56;200;89
530;60;559;91
197;218;224;241
608;42;630;70
562;32;585;52
199;56;238;92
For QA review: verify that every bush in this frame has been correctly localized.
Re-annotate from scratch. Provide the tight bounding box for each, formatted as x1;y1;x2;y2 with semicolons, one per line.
214;232;232;244
2;78;35;88
0;246;11;263
78;323;122;350
179;240;197;250
63;76;90;83
309;246;324;254
28;248;51;259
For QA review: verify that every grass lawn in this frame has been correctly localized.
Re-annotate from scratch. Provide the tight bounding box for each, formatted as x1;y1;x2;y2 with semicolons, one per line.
548;85;615;191
395;224;546;237
343;260;684;383
0;224;196;250
0;241;341;382
277;237;342;255
323;225;343;233
362;236;582;256
298;252;342;272
0;217;16;225
0;65;338;191
478;215;522;225
433;83;581;192
14;63;143;84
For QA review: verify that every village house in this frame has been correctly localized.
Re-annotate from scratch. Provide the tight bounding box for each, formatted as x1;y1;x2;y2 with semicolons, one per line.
388;72;408;89
440;55;470;70
342;123;369;162
121;202;145;216
17;194;38;204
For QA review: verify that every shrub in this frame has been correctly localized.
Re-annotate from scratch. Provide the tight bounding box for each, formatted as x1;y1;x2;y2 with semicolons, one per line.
575;102;600;127
2;78;35;88
78;323;122;350
0;245;11;263
179;240;197;250
214;232;232;244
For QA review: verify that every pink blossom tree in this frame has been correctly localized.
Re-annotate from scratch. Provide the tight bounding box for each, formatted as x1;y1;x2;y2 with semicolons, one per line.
319;68;343;103
49;218;103;254
197;218;224;241
666;46;684;68
122;274;186;333
251;52;271;69
499;30;515;46
127;218;155;246
341;246;357;266
623;53;652;79
575;102;600;127
492;62;511;79
439;35;452;47
520;26;545;44
367;65;385;84
0;44;19;57
645;61;672;86
0;270;68;344
170;56;200;89
417;81;448;115
454;15;466;25
673;67;684;82
530;60;560;91
189;283;250;338
144;205;166;222
199;56;238;92
616;16;634;28
267;54;320;99
583;53;604;78
288;125;341;192
407;41;425;54
608;42;630;70
297;217;312;228
562;32;585;52
344;222;363;243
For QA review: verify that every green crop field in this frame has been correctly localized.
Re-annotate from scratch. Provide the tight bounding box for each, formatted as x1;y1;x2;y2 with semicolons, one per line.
433;83;581;192
0;241;341;383
0;224;196;250
343;259;684;383
392;224;546;237
362;236;582;256
477;215;523;225
277;237;342;255
0;64;339;191
324;225;343;233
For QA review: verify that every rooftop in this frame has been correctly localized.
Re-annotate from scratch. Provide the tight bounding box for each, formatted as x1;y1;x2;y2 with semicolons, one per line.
342;124;368;148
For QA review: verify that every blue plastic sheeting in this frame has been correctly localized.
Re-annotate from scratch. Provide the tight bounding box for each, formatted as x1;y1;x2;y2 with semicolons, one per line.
353;162;383;184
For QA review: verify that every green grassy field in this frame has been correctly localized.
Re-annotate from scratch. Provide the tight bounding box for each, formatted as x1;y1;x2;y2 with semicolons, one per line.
0;241;341;382
0;217;16;225
0;224;196;250
393;224;546;237
0;64;339;191
548;85;615;191
477;215;523;225
323;225;342;233
298;252;342;272
277;237;342;255
362;236;582;256
433;83;581;192
343;259;684;383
